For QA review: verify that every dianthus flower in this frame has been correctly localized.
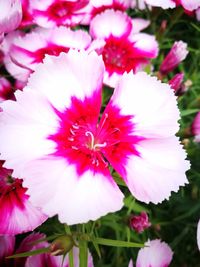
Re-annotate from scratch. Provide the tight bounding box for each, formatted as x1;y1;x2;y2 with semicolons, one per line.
0;161;47;234
0;50;189;225
129;239;173;267
29;0;90;28
89;9;158;87
10;26;91;77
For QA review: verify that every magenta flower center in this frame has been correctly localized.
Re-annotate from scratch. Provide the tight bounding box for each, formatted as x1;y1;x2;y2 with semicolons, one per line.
47;1;89;21
102;36;145;75
49;95;141;176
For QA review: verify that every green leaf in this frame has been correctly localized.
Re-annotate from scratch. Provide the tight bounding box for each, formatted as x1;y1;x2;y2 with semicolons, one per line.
79;240;88;267
69;249;74;267
7;247;50;259
180;109;199;117
91;237;143;248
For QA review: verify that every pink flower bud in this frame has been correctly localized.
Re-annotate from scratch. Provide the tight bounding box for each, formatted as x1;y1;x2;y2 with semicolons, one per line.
191;112;200;142
130;212;151;233
160;41;188;75
169;72;184;94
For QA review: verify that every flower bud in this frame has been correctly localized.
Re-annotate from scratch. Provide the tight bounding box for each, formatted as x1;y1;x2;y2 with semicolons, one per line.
130;212;151;233
50;235;74;256
160;41;188;75
169;72;184;94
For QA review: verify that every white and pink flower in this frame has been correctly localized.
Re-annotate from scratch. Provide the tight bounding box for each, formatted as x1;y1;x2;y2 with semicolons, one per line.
10;26;92;75
0;50;189;225
29;0;90;28
81;0;132;24
89;10;158;87
0;161;47;235
129;239;173;267
145;0;200;11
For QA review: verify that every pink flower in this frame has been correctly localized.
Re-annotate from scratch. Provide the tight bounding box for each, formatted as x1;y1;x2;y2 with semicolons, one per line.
191;112;200;142
0;233;94;267
169;72;184;94
0;77;15;102
0;161;47;235
29;0;90;28
160;41;188;75
89;9;158;87
129;239;173;267
0;50;189;225
130;212;151;233
10;26;91;74
81;0;132;24
0;0;22;36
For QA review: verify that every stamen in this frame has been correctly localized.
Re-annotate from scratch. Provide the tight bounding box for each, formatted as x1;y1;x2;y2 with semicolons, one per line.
85;131;95;148
70;128;76;136
94;142;107;149
68;137;74;142
71;146;78;150
72;123;79;130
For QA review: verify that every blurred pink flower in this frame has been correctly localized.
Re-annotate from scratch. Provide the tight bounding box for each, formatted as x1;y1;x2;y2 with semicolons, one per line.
29;0;90;28
0;50;189;225
130;212;151;233
89;9;158;87
191;112;200;142
0;233;94;267
0;161;47;235
129;239;173;267
160;41;188;75
145;0;200;11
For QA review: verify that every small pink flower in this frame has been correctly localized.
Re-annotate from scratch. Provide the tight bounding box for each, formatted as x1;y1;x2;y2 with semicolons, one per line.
160;41;188;75
10;26;91;74
0;0;22;35
0;77;14;102
169;72;184;94
0;161;47;235
130;212;151;233
89;9;158;87
129;239;173;267
29;0;90;28
0;50;190;225
191;112;200;142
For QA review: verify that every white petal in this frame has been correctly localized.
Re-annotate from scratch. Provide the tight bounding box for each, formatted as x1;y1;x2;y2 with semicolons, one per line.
27;50;104;111
23;157;124;225
111;72;180;138
124;137;189;204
